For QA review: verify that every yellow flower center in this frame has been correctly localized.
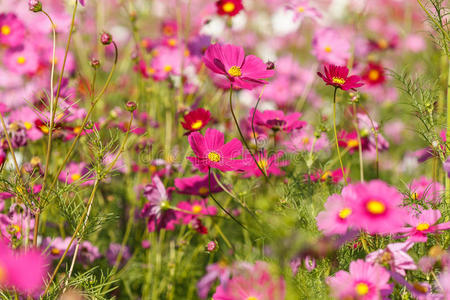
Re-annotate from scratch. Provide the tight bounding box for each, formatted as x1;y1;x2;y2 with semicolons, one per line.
164;65;173;72
332;77;345;85
258;159;268;170
347;139;359;148
355;282;369;296
167;38;177;47
246;297;259;300
324;46;332;53
192;205;203;214
191;120;203;130
11;224;21;233
208;151;221;162
163;26;174;36
16;56;26;65
40;125;49;134
24;121;33;130
198;187;209;195
368;70;380;81
338;208;352;219
1;25;11;35
413;282;428;293
51;248;61;255
147;67;156;75
297;6;305;12
411;192;418;200
416;223;430;231
223;2;236;13
321;171;332;180
73;126;82;134
377;38;388;49
0;264;6;284
228;66;242;77
302;137;309;144
366;200;386;215
71;173;81;181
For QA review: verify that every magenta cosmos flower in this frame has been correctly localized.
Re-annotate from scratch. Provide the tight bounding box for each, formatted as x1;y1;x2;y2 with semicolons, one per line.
174;174;222;197
181;108;211;133
187;128;243;173
316;191;353;236
203;43;274;90
409;177;443;204
286;0;322;22
327;259;391;300
250;109;306;132
317;65;364;91
241;150;289;178
396;209;450;243
3;44;39;75
0;13;25;48
343;180;407;235
216;0;244;17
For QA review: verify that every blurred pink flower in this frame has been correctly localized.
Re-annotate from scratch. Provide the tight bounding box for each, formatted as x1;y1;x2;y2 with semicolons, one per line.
366;242;416;276
3;44;39;75
0;13;25;47
316;193;353;235
312;28;351;65
409;177;443;204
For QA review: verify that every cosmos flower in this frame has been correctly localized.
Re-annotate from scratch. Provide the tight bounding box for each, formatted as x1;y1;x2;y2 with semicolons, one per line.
396;209;450;243
409;177;444;204
327;259;391;300
344;180;407;235
286;0;322;22
362;63;385;86
309;168;346;184
203;43;274;90
284;126;329;153
8;106;43;142
181;108;211;133
366;242;416;276
106;243;131;266
216;0;244;17
141;175;177;232
212;261;286;300
250;109;306;132
316;193;353;235
317;65;364;91
197;262;231;299
41;237;75;259
0;13;25;47
312;28;351;65
241;150;289;178
175;200;218;225
58;162;95;186
187;128;244;173
338;130;365;153
174;174;222;197
3;44;39;75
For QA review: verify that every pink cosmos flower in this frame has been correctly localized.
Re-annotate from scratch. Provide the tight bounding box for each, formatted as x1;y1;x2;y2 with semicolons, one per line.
250;109;306;132
203;43;274;90
366;242;416;276
187;128;244;173
286;0;322;22
174;174;222;197
317;65;364;91
284;126;329;153
316;193;353;235
197;262;231;299
396;209;450;243
212;261;286;300
309;168;346;184
8;106;43;142
327;259;391;300
3;44;39;75
438;271;450;299
0;241;48;295
312;28;351;65
0;13;25;47
42;237;74;259
409;177;443;204
175;200;218;225
141;175;177;232
241;150;288;177
58;162;95;186
344;180;407;235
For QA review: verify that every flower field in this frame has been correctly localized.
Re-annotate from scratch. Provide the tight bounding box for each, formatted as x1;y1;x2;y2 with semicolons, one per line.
0;0;449;299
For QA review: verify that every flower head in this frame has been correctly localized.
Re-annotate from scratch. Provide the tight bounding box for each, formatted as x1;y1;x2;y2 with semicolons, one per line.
0;13;25;47
187;128;243;173
317;65;364;91
216;0;244;17
203;43;274;90
316;193;353;235
174;174;222;197
396;209;450;243
250;109;306;132
366;242;416;276
362;63;385;86
344;180;407;235
181;108;211;133
241;150;289;178
286;0;322;22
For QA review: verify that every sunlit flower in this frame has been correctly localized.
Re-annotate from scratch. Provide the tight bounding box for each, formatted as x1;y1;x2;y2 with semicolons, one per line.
317;65;364;91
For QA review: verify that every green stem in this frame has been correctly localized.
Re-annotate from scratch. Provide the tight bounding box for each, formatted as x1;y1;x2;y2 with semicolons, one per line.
352;103;364;181
446;62;450;203
332;88;348;185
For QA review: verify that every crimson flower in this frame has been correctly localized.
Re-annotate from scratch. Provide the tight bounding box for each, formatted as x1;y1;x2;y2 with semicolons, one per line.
216;0;244;17
317;65;363;91
181;108;211;133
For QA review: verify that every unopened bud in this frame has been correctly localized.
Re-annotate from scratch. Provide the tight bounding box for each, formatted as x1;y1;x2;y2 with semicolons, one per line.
206;241;218;252
28;0;42;12
266;61;275;70
100;32;112;45
126;101;137;112
90;58;100;68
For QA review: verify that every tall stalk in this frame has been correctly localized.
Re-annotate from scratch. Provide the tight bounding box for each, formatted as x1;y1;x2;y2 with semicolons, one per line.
332;88;348;185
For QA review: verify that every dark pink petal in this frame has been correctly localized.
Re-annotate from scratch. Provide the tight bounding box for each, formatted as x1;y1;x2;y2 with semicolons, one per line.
204;128;225;150
241;55;275;79
188;132;208;157
219;138;243;158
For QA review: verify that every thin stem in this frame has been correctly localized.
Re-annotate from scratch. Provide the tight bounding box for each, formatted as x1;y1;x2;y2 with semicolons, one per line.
208;168;246;230
251;86;265;147
332;88;348;185
0;113;22;178
352;102;364;181
228;86;268;179
416;0;450;44
446;62;450;203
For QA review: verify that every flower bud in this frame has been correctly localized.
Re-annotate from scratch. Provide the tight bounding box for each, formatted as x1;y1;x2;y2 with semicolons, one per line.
206;241;218;252
100;32;112;45
126;101;137;112
28;0;42;12
90;58;100;69
266;61;275;70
